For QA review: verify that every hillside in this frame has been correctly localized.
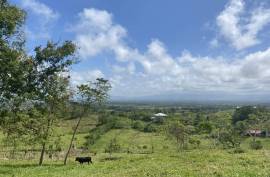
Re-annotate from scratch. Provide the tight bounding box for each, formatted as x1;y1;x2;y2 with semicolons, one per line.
1;126;270;177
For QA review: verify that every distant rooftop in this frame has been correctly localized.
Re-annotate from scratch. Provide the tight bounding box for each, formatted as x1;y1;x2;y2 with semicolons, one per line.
154;113;167;117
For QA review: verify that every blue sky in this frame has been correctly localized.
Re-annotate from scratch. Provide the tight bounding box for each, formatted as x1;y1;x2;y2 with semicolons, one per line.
10;0;270;101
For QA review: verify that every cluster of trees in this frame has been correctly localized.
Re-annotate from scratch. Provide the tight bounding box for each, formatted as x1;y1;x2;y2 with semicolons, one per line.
85;104;270;153
0;0;111;165
167;106;270;150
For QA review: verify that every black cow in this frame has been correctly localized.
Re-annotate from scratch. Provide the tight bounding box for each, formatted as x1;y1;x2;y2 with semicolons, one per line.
75;157;92;164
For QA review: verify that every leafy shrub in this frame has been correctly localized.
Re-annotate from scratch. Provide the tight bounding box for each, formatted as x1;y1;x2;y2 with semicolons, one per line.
113;117;131;129
97;114;111;125
132;121;145;131
188;137;201;147
186;125;196;134
85;117;132;147
85;123;113;146
198;122;213;134
217;129;241;148
250;140;263;150
167;122;189;150
144;124;157;132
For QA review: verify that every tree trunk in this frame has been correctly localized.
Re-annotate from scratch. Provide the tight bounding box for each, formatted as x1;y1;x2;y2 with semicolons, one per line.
39;143;46;165
64;114;83;165
38;118;53;166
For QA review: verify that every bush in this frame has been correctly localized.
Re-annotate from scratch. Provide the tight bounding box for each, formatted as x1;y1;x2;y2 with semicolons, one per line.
217;129;241;148
132;121;145;131
167;122;189;150
250;140;263;150
85;123;114;146
144;124;157;132
113;117;131;129
85;117;132;147
198;122;213;134
97;114;110;125
188;137;201;147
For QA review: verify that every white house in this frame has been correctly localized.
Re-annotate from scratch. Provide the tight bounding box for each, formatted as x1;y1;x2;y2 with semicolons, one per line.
151;113;168;122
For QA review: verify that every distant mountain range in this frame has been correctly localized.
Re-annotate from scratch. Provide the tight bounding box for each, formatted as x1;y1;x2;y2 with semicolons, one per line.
111;91;270;104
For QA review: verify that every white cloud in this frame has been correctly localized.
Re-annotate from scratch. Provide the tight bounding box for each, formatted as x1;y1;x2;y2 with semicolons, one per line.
21;0;59;41
71;7;270;97
21;0;59;21
216;0;270;50
72;8;139;61
71;70;105;86
112;62;136;75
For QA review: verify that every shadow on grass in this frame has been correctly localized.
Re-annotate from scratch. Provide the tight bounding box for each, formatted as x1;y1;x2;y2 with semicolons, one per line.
100;156;122;162
0;169;13;176
0;163;69;176
0;163;66;168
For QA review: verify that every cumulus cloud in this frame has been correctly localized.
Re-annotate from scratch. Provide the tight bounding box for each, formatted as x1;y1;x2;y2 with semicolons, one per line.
71;8;140;61
21;0;59;40
71;7;270;97
71;70;105;86
216;0;270;50
21;0;59;21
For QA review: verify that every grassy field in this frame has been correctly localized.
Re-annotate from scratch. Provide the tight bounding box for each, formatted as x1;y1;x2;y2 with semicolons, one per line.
1;127;270;177
1;150;270;177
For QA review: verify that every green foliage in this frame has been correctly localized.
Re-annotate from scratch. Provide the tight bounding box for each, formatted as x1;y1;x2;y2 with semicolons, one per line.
85;116;132;147
129;111;152;122
85;124;111;146
132;120;145;131
77;78;111;109
0;0;77;165
65;78;111;165
198;121;213;134
188;137;201;148
167;122;189;150
144;123;157;133
112;117;131;129
232;106;257;124
0;0;25;42
250;140;263;150
218;129;241;148
97;113;110;125
234;121;248;134
105;138;121;154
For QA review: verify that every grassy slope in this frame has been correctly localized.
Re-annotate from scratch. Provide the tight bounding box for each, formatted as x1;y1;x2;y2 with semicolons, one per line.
0;128;270;177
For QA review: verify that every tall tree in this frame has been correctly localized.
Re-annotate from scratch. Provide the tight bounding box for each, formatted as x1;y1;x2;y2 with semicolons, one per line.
0;0;31;153
31;41;76;165
0;1;77;164
0;0;25;110
64;78;111;165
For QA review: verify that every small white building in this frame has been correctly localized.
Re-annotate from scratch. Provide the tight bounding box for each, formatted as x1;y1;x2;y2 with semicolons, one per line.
151;113;168;122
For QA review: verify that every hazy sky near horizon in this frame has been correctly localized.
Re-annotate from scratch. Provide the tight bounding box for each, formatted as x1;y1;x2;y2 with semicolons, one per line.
10;0;270;99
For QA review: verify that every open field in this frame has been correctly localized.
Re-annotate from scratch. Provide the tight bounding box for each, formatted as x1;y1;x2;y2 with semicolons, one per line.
1;150;270;177
1;128;270;177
